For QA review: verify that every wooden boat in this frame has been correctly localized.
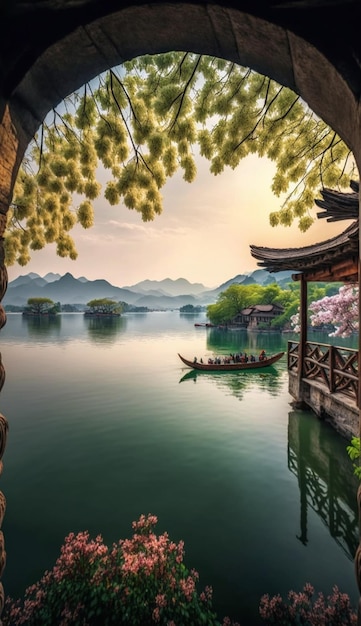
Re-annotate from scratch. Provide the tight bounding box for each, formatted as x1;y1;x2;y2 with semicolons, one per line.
178;351;284;371
179;365;279;383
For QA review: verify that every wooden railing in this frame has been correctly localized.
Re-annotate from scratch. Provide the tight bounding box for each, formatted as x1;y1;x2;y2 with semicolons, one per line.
288;340;359;403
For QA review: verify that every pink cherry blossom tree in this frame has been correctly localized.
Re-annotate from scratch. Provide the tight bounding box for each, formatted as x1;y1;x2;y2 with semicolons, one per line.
291;284;359;338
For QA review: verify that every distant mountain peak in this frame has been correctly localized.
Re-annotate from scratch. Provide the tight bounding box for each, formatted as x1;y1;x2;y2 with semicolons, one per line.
57;272;78;283
43;272;61;283
125;277;209;297
3;269;294;308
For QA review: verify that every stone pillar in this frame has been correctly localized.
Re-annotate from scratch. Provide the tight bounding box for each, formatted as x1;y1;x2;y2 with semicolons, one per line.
0;103;14;622
0;238;8;623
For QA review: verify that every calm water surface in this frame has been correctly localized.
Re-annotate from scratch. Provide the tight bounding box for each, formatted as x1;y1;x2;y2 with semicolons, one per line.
0;311;359;624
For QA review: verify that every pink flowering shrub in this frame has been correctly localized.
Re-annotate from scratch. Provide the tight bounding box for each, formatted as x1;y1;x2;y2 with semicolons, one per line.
259;582;357;625
2;514;240;626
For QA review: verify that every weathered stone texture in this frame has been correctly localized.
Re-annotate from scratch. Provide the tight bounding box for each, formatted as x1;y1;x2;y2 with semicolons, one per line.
0;0;361;621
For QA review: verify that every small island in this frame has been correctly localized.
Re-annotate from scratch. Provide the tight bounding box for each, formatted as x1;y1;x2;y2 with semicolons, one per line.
83;298;122;317
22;297;60;317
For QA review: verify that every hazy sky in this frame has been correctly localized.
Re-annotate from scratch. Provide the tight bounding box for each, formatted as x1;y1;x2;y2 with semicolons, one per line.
6;153;352;289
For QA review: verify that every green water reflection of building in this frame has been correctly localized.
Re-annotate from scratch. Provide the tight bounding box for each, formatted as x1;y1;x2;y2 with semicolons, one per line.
288;411;359;561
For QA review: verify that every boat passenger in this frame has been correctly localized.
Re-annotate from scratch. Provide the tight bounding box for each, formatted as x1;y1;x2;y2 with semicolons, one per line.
193;356;197;363
259;350;266;361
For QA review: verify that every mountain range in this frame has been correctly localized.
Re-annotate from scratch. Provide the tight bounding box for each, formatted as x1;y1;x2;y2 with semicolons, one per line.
3;269;294;309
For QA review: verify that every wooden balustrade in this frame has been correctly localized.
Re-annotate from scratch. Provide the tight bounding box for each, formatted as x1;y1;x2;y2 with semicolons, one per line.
288;340;359;404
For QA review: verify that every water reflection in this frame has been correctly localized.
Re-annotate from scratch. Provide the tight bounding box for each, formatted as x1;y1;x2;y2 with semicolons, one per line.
206;327;285;355
0;314;358;619
21;315;62;338
179;366;283;398
179;313;204;324
84;315;127;343
288;410;359;560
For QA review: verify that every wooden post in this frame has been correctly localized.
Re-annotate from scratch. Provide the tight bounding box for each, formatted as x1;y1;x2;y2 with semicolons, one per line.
329;345;335;393
298;274;308;388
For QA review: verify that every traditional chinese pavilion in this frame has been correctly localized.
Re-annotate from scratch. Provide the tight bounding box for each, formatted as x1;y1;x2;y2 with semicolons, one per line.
250;181;360;438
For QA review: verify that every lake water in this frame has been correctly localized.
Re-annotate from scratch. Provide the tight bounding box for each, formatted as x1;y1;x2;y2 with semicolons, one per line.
0;311;359;624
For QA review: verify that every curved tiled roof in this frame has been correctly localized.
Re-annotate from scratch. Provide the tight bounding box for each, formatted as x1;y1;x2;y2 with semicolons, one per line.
250;183;359;282
315;180;359;222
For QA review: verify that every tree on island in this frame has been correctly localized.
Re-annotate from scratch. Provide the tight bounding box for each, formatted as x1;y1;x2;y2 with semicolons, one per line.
6;53;355;266
85;298;122;316
180;304;202;313
23;297;59;316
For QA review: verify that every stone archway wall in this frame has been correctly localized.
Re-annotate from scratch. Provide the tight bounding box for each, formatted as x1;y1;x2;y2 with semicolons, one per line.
2;3;361;186
1;0;361;620
1;1;361;201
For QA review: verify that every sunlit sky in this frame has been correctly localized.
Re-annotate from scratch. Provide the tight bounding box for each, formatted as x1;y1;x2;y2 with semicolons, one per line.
7;152;353;290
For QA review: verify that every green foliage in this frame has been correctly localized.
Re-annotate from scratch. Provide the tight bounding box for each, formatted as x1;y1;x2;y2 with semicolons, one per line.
257;284;282;305
346;437;361;480
86;298;122;314
7;53;355;265
180;304;202;312
207;284;257;324
207;281;350;329
207;283;300;327
273;300;299;330
24;297;57;315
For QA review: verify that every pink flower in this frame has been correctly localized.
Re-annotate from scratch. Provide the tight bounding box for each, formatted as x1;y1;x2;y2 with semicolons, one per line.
152;606;160;622
155;594;167;608
179;575;196;601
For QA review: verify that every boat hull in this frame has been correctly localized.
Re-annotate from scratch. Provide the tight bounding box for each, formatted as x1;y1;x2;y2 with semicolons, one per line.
178;352;284;371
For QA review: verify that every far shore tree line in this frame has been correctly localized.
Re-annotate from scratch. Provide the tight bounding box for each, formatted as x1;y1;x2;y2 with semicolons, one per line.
12;281;358;337
205;281;352;334
18;297;150;316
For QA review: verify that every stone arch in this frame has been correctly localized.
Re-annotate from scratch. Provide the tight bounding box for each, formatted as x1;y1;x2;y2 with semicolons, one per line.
1;0;361;620
2;2;361;209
